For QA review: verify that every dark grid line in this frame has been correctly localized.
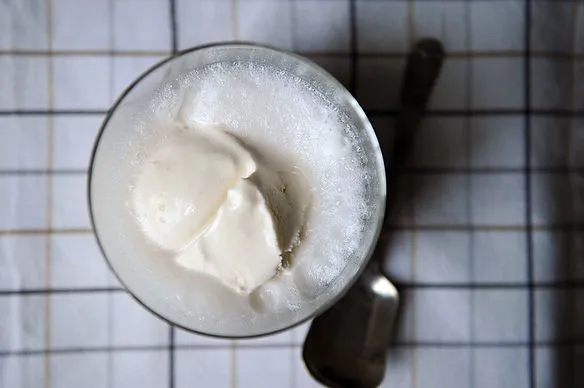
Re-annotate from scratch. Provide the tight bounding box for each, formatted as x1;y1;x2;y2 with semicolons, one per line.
382;224;584;232
400;167;584;174
465;2;476;384
169;0;178;53
0;344;304;358
2;49;584;60
393;340;584;348
524;2;535;388
0;109;108;116
3;223;584;236
367;108;584;117
4;280;584;296
0;50;172;57
169;327;175;388
394;281;584;290
168;1;178;386
2;340;584;359
349;0;358;95
0;287;123;296
569;2;582;384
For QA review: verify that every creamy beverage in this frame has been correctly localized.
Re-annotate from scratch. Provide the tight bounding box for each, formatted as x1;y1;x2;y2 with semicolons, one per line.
90;46;385;336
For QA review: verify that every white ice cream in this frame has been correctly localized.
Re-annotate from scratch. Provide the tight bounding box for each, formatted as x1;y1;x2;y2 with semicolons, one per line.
176;179;282;294
92;59;376;335
131;123;282;293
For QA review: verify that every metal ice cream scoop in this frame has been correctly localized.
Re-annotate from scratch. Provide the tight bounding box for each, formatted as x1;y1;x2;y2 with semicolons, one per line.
302;38;445;388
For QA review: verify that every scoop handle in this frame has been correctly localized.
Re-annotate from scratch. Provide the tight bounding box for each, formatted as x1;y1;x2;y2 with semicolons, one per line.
372;38;445;267
389;38;445;180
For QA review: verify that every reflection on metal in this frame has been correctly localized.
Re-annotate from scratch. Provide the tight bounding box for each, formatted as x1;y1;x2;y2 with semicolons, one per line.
371;276;397;298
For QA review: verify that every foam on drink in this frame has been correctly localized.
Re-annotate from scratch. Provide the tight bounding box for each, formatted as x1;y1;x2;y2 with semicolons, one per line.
93;57;379;336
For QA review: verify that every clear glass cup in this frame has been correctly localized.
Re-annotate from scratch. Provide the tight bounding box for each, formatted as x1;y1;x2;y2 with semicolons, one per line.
88;43;386;338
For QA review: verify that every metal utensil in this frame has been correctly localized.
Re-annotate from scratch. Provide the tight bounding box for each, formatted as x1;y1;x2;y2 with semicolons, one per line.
302;38;445;388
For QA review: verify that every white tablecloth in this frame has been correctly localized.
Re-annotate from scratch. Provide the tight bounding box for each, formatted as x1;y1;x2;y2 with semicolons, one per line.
1;0;584;387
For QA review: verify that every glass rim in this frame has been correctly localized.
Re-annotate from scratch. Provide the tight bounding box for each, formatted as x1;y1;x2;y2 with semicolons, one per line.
87;41;387;339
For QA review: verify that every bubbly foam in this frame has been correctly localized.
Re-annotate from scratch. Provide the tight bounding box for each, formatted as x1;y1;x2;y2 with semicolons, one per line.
93;56;379;336
174;63;369;305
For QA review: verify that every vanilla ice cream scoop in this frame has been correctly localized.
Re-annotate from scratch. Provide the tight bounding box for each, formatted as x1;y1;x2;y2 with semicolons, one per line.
131;122;286;294
177;179;282;294
131;123;256;251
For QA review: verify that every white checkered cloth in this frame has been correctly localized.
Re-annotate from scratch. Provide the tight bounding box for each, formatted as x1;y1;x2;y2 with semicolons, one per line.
1;0;584;387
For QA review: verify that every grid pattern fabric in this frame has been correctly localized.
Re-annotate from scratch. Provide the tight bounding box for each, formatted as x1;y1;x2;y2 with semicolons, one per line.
1;0;584;387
